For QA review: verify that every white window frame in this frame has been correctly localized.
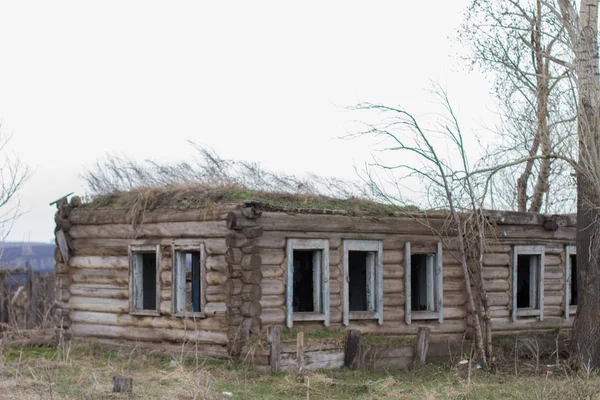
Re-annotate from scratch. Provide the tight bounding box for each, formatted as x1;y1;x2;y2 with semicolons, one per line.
286;238;330;328
172;242;207;318
342;239;383;326
564;245;577;319
129;244;161;316
404;241;443;324
512;245;545;321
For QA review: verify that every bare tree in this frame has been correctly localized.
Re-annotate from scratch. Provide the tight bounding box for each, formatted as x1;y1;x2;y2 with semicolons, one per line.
0;129;29;243
460;0;577;213
556;0;600;368
351;85;497;365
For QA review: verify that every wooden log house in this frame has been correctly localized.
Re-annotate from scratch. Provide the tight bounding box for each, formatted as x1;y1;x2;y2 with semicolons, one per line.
52;190;578;359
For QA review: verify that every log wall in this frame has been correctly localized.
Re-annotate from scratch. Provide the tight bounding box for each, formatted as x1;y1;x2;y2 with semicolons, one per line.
255;211;577;338
54;200;242;357
54;197;578;354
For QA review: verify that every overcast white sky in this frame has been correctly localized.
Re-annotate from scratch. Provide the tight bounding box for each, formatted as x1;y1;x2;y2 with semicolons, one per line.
0;1;496;243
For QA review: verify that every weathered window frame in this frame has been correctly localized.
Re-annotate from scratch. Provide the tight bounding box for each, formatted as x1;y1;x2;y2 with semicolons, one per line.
342;239;383;326
286;238;330;328
172;242;207;318
404;241;443;324
129;244;161;316
564;245;577;319
512;245;545;321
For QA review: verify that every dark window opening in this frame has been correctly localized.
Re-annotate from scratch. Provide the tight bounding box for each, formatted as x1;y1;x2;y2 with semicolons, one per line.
349;251;368;311
293;250;321;312
141;252;157;310
411;254;434;311
516;255;539;309
570;254;578;306
184;251;202;312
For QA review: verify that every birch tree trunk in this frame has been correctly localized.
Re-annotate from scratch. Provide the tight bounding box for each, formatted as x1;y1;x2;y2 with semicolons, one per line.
559;0;600;368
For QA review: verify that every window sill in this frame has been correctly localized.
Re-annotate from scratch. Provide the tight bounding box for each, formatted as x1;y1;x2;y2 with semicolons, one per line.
348;311;378;320
130;310;160;317
293;312;327;322
173;312;206;319
516;308;540;317
411;311;438;321
569;305;577;315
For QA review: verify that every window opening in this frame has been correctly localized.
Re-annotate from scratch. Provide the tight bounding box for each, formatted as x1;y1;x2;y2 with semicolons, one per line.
516;254;539;309
570;254;578;306
174;250;202;314
133;252;157;311
292;250;322;313
411;254;435;312
348;251;375;312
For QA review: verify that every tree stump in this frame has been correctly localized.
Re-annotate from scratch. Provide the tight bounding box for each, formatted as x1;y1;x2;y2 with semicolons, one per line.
113;376;133;393
344;329;361;369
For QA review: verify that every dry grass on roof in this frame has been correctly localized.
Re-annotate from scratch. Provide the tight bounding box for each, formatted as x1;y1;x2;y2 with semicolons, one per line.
83;183;420;217
81;148;420;216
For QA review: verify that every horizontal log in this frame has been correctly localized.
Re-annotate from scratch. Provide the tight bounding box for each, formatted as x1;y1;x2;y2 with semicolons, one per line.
71;268;128;285
483;280;510;292
69;296;129;313
70;238;227;256
330;266;341;279
490;316;571;332
483;253;510;266
70;311;227;331
261;308;285;325
71;322;228;344
383;264;403;279
69;221;229;239
260;249;285;265
206;256;229;272
482;267;509;280
259;212;447;235
443;267;464;279
204;302;227;315
262;266;284;279
383;249;403;264
487;292;510;307
69;206;235;225
206;272;228;285
259;295;284;308
69;256;128;269
70;284;128;299
545;295;563;306
383;279;402;294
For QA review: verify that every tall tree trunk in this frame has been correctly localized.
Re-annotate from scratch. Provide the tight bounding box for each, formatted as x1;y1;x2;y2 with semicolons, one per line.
565;0;600;368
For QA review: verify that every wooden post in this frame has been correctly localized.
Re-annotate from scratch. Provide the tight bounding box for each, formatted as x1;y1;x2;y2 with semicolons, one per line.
28;271;40;329
296;332;304;382
268;326;281;372
413;327;430;365
113;376;133;393
26;263;33;329
344;329;361;369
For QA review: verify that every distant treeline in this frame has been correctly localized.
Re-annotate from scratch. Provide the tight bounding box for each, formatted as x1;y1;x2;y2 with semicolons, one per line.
0;242;55;275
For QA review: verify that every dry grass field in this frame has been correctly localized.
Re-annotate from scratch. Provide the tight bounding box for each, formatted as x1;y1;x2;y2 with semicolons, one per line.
0;340;598;399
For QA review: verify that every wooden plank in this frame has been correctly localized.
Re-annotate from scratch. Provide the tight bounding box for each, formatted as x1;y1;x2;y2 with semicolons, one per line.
512;246;517;322
56;229;70;263
344;329;361;369
268;326;281;372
